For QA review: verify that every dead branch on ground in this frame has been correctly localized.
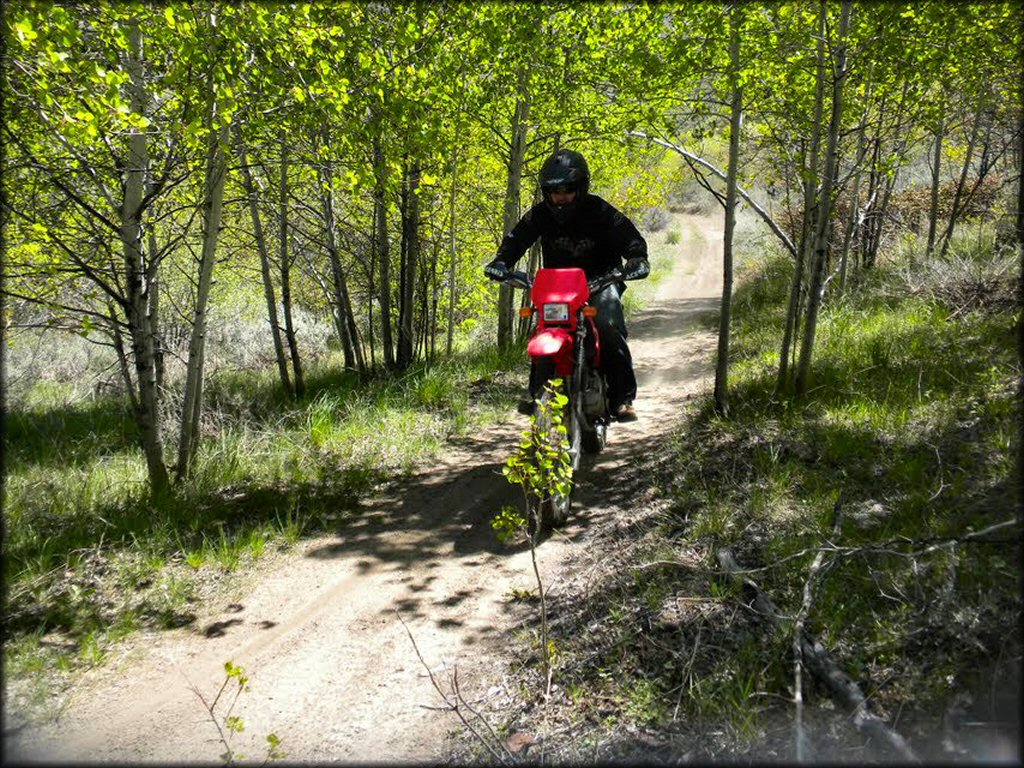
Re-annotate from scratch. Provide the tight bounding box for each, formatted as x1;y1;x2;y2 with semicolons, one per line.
717;547;920;762
793;499;845;762
396;610;517;765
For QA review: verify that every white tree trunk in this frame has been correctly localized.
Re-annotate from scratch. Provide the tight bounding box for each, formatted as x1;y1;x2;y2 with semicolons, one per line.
121;17;169;493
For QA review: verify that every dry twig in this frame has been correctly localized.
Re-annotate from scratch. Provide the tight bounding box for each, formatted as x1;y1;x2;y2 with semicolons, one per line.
793;499;844;762
396;610;516;764
717;548;920;762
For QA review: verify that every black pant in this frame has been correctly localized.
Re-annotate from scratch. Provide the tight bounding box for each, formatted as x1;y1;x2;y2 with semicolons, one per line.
529;283;636;408
591;283;636;408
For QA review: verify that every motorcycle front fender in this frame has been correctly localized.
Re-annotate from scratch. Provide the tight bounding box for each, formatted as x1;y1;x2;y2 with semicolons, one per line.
527;328;573;357
527;328;575;376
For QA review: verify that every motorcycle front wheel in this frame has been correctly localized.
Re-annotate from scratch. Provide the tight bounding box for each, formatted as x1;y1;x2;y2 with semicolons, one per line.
535;385;582;536
581;421;606;454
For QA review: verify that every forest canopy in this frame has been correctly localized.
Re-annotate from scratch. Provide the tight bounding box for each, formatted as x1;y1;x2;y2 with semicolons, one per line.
3;1;1021;494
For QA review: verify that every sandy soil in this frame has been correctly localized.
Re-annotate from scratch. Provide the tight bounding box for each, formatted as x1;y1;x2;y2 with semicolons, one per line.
5;214;723;764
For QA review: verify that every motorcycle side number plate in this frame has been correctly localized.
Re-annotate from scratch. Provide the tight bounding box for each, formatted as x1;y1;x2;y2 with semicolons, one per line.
542;302;570;322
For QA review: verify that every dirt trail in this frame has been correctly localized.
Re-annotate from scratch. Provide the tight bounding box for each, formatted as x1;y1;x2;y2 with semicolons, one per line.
7;214;722;764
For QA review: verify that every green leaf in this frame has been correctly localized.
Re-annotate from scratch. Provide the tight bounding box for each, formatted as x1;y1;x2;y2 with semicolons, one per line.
15;19;38;44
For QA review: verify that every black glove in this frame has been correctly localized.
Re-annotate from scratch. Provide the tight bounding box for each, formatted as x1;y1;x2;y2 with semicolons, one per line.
623;256;650;280
484;259;509;281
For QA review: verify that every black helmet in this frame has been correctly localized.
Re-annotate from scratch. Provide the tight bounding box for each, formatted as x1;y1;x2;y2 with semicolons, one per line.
539;149;589;223
539;149;590;195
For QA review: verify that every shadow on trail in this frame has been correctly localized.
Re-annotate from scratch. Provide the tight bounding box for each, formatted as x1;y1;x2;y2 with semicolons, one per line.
305;422;541;560
201;273;716;637
627;294;718;339
300;288;720;588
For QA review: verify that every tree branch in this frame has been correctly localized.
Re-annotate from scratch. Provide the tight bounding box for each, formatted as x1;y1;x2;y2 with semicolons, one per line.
629;130;798;258
717;547;920;762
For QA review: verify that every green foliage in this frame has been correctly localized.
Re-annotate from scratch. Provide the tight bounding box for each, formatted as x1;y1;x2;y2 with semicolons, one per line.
492;378;576;694
481;221;1019;760
490;505;528;544
501;380;574;516
660;231;1020;736
192;661;286;765
1;340;528;700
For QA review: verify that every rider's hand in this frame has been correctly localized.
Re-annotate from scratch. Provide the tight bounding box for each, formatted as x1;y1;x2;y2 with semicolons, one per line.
623;256;650;280
484;259;509;281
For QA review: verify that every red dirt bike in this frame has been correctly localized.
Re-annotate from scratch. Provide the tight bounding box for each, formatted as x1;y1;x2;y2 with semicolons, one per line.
500;266;628;535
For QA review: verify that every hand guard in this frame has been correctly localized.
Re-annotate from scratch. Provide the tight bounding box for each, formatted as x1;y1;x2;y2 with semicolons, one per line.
622;256;650;281
484;260;509;281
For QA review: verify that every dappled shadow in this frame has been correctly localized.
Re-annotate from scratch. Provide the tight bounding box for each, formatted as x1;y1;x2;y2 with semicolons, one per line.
304;428;532;568
628;295;719;340
3;399;140;471
202;618;243;638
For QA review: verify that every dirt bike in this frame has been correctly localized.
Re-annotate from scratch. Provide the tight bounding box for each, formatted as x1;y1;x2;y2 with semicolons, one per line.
499;266;628;536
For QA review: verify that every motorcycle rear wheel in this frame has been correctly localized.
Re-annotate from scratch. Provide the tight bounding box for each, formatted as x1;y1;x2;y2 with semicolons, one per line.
535;386;582;536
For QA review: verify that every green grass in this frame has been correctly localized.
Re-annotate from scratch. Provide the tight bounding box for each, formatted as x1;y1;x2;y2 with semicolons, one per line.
498;224;1019;760
660;238;1019;742
2;341;526;693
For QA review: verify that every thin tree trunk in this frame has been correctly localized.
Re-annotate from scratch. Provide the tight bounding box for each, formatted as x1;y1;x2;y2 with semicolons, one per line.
397;159;420;370
429;239;440;362
318;140;365;373
866;149;902;269
839;81;874;294
715;6;742;418
795;0;851;397
278;129;305;398
447;147;458;356
518;184;544;342
777;4;826;395
862;81;912;269
1016;1;1024;534
925;108;945;259
498;70;530;349
860;137;881;270
938;99;985;259
368;206;377;369
144;230;166;395
108;301;140;413
372;125;395;369
239;145;292;394
176;120;229;478
121;17;169;494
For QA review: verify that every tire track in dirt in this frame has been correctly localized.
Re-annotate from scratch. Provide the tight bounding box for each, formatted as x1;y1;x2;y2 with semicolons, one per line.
6;214;722;764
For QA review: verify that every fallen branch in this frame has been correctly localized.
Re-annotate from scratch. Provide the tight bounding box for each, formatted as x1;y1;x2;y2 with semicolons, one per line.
717;548;919;762
636;517;1019;577
629;130;798;258
794;500;844;761
396;611;516;764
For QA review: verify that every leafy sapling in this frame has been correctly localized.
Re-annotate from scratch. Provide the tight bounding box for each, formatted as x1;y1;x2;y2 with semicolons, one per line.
189;660;287;765
490;380;574;697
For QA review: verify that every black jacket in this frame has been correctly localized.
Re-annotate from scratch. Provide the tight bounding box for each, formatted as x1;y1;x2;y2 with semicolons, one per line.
493;194;648;279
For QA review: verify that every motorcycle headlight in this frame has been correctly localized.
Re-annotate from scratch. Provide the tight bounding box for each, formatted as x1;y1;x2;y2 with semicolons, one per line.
542;303;570;322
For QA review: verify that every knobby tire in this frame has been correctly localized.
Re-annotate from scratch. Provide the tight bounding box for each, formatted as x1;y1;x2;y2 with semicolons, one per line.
536;385;582;536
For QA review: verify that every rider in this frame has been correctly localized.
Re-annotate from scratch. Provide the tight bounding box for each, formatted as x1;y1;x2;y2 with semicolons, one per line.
483;148;650;422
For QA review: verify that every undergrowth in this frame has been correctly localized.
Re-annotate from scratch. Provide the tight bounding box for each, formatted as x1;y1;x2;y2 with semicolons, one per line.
2;341;525;717
480;230;1020;762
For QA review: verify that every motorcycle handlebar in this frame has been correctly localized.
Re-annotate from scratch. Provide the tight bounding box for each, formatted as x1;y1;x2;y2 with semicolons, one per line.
500;268;625;294
587;268;624;294
504;270;532;290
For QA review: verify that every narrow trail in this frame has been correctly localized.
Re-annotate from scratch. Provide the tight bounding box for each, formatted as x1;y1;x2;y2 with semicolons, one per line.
7;214;723;764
